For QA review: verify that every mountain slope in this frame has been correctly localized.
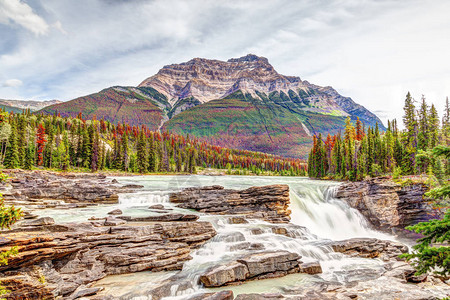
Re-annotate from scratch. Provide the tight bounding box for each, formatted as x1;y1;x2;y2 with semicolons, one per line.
162;91;347;157
39;54;384;158
40;86;171;129
0;99;61;111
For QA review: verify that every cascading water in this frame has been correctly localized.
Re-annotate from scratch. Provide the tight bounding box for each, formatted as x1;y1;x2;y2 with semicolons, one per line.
38;175;398;299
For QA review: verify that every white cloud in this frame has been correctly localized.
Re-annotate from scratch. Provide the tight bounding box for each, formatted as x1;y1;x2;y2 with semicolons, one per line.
0;0;49;35
3;78;22;87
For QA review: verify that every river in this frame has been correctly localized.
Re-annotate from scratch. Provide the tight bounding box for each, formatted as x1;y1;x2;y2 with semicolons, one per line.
38;175;398;299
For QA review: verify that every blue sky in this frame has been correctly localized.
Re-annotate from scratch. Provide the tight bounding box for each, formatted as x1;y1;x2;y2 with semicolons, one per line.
1;0;449;125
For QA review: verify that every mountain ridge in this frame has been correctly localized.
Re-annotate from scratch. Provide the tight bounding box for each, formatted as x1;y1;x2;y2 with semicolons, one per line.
39;54;384;158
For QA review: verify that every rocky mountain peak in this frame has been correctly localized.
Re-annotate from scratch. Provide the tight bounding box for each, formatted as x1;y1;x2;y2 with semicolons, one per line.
138;54;302;104
227;54;269;64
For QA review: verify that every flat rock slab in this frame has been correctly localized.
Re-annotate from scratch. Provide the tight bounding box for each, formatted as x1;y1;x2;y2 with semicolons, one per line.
0;220;216;299
169;185;290;223
330;238;408;261
199;250;320;287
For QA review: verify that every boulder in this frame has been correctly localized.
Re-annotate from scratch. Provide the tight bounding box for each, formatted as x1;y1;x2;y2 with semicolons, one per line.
107;209;123;215
104;217;127;226
199;251;311;287
237;251;301;277
22;217;55;226
169;185;291;223
199;262;249;287
299;262;322;275
149;204;165;210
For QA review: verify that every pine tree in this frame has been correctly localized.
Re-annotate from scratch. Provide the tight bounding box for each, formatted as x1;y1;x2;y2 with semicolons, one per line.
4;125;19;169
402;92;418;174
136;131;148;173
418;96;429;151
121;133;129;171
355;117;364;141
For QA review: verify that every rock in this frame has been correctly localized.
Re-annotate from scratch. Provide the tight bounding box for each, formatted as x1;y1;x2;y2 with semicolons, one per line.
199;251;307;287
107;209;123;215
111;179;119;183
237;251;301;278
335;177;442;233
235;294;285;300
0;220;216;298
0;170;143;208
330;238;408;260
229;217;249;224
149;204;165;210
68;286;103;299
117;214;199;222
0;275;54;300
299;262;322;275
122;184;144;189
200;262;249;287
89;216;106;221
185;291;234;300
170;185;291;223
22;217;55;226
104;217;127;226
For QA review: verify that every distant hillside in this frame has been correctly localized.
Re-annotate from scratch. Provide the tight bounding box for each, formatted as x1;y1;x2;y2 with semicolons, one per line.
0;99;61;111
40;86;171;130
39;54;384;158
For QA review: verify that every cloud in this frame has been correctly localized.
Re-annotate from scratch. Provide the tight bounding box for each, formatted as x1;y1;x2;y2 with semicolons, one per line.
0;0;49;35
3;78;22;87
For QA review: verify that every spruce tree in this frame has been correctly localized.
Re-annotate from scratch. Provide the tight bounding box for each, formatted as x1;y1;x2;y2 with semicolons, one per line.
136;131;148;173
4;125;19;169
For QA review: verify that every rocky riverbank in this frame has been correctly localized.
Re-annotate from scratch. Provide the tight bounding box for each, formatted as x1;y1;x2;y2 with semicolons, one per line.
0;218;216;299
1;172;449;299
335;176;441;234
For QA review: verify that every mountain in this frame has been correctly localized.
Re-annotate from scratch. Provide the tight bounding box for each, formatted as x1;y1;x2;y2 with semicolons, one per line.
0;99;61;111
39;86;170;129
40;54;384;158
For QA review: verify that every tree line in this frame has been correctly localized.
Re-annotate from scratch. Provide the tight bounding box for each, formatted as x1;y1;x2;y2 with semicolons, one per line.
0;111;307;176
308;93;449;180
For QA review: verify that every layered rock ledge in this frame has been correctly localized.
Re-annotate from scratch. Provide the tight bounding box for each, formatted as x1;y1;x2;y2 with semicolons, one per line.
169;185;291;223
335;177;441;233
0;220;216;299
199;251;321;287
0;170;142;209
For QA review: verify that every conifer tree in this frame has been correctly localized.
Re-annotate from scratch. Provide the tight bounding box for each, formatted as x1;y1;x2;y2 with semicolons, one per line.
136;131;148;173
36;123;46;166
4;125;19;169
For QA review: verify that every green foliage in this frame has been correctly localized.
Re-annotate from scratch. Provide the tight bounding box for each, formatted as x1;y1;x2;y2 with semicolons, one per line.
0;181;21;297
400;211;450;278
308;92;448;181
401;145;450;278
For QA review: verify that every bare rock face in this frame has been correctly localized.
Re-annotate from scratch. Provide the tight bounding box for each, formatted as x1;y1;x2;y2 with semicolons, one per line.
169;185;291;223
0;220;216;299
330;238;408;261
139;54;305;105
0;170;142;208
335;177;440;233
199;251;321;287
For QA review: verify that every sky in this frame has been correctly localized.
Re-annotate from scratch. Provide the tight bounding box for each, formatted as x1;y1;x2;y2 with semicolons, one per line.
1;0;449;126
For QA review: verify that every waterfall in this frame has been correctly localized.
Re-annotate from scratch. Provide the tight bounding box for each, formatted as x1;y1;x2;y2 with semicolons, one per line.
289;185;392;240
